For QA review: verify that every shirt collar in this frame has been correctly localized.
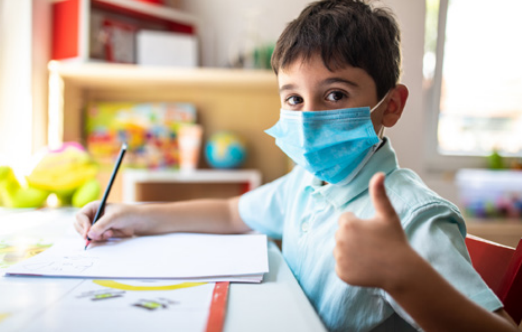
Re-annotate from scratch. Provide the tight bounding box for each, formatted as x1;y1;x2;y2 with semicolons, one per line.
305;137;399;209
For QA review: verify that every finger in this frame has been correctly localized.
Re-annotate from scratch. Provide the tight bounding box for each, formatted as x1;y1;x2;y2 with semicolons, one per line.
337;211;357;226
87;215;114;240
73;221;85;238
369;172;396;219
109;229;131;238
79;201;101;220
101;229;114;241
333;245;340;262
75;212;93;239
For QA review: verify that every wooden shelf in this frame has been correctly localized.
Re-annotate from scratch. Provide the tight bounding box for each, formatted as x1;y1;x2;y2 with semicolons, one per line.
48;61;278;88
48;62;286;203
122;169;262;202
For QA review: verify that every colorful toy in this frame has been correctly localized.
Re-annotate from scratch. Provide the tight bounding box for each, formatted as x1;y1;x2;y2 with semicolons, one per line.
0;166;48;208
0;142;101;208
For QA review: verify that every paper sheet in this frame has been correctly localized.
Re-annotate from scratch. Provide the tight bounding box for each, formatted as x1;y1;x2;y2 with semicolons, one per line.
21;279;217;332
6;233;268;281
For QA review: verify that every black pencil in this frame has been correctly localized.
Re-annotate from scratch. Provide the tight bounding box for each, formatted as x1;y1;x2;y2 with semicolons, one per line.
85;143;127;250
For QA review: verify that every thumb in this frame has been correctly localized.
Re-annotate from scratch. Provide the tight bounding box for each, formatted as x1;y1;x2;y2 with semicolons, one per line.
369;172;396;219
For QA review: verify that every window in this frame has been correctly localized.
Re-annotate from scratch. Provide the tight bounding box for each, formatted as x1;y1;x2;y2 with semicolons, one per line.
424;0;522;170
0;0;34;170
0;0;50;172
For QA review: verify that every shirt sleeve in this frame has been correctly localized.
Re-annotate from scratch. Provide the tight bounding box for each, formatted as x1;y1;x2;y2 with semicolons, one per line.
384;203;503;327
238;168;297;240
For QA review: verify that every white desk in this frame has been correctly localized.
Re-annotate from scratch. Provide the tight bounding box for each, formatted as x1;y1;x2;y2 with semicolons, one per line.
0;208;325;332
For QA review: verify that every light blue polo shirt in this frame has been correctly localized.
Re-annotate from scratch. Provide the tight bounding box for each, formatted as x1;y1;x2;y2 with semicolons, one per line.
238;138;502;331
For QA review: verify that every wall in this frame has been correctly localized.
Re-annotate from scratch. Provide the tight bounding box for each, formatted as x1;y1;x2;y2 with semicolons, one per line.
178;0;458;200
180;0;308;68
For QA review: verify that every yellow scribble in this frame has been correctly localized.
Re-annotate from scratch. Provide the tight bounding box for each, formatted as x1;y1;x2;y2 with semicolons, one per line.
0;313;10;323
93;280;206;291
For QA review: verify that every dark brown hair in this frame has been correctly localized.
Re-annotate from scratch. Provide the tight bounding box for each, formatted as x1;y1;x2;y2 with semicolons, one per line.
271;0;402;99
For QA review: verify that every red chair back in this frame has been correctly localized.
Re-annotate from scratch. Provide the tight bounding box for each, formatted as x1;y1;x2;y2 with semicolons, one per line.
465;235;522;325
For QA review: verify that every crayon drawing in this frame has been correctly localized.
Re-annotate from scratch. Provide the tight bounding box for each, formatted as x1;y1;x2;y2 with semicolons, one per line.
133;298;177;311
77;289;126;301
19;279;216;331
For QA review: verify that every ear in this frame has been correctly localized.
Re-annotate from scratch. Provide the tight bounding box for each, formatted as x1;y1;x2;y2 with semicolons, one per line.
382;84;409;128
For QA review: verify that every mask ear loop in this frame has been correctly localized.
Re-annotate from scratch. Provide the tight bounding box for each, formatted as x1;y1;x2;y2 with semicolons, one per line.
370;91;390;139
370;91;390;113
377;126;385;138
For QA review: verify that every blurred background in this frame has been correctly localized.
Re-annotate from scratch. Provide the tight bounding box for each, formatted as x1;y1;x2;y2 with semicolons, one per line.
0;0;521;246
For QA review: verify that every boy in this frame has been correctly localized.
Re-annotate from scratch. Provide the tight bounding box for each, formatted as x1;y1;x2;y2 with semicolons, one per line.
76;0;518;330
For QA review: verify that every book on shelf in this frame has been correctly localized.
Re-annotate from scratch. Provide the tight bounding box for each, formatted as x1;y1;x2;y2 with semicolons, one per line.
85;101;197;169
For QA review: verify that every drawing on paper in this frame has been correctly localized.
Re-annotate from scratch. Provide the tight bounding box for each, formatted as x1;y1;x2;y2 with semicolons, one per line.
77;289;126;301
0;240;52;269
132;298;177;311
13;279;217;332
22;253;96;274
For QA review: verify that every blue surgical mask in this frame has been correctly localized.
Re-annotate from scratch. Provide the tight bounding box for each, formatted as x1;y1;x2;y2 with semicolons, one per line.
265;94;388;185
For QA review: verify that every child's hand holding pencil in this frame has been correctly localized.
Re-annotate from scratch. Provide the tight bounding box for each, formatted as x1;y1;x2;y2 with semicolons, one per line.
78;144;134;249
75;201;144;242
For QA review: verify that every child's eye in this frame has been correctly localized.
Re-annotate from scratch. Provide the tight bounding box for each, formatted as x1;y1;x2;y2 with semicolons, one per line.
286;95;303;106
326;91;347;102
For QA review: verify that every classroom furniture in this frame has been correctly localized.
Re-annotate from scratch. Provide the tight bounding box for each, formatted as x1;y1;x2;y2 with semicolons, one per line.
0;208;326;331
122;169;262;202
51;0;196;62
47;61;287;203
465;234;522;325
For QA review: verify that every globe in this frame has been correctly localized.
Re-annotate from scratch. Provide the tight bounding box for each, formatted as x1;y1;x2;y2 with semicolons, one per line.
205;131;247;169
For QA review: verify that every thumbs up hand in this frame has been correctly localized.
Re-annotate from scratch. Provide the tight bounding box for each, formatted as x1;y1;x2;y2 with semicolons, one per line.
333;172;415;290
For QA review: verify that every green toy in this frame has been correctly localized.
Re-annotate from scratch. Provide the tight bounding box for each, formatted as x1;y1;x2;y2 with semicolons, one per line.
0;142;101;208
0;166;48;208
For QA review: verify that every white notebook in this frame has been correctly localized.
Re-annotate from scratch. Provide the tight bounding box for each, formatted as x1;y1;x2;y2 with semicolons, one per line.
6;233;268;281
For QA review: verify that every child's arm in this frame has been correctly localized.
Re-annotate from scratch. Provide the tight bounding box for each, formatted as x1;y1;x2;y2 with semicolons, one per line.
333;173;519;331
75;197;251;241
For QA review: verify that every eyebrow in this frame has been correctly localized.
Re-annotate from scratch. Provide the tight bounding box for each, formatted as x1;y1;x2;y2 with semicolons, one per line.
279;84;297;93
279;77;359;93
322;77;359;88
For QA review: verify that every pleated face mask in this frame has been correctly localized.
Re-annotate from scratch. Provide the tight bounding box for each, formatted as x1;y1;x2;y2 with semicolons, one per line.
265;94;388;185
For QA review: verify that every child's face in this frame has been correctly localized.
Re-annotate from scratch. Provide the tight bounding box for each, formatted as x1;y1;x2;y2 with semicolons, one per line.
277;53;407;134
